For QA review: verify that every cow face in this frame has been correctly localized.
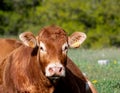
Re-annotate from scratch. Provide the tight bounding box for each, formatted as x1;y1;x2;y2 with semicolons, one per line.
37;26;69;80
19;25;86;80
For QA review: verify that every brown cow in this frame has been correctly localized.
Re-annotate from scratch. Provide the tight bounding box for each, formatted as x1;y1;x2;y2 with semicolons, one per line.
0;25;97;93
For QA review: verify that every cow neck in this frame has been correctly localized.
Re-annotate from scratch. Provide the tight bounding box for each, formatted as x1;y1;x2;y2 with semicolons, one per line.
8;45;54;93
28;46;54;89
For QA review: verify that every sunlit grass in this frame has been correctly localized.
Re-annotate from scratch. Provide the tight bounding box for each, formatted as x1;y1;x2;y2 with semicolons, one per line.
68;48;120;93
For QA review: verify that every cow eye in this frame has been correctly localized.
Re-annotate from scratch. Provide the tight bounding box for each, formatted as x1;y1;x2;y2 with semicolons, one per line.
40;46;44;51
39;41;46;53
64;46;68;51
62;42;68;53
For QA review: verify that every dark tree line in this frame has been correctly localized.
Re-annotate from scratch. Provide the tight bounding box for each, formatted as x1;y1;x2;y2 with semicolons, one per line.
0;0;120;48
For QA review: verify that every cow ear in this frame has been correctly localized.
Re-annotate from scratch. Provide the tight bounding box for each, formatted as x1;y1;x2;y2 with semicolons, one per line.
19;32;37;48
68;32;87;48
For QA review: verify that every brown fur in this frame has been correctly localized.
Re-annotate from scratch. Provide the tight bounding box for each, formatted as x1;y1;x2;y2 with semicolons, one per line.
0;39;22;85
2;45;54;93
0;39;21;62
0;25;97;93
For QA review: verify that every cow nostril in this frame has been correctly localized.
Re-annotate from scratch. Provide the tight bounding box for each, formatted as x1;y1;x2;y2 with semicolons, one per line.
59;67;63;72
49;67;54;73
48;67;63;74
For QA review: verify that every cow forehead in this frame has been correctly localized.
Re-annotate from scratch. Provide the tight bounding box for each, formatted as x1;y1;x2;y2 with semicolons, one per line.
38;25;68;42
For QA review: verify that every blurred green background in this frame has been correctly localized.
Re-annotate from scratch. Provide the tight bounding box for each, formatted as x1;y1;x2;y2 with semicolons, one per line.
0;0;120;49
68;48;120;93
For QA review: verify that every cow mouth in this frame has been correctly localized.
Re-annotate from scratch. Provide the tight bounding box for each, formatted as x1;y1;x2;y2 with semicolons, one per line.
48;75;62;84
48;75;61;80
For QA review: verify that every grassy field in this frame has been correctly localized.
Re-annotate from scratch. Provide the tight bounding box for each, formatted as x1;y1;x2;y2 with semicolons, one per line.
68;48;120;93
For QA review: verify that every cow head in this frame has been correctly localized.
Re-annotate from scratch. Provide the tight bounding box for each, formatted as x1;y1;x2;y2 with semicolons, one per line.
19;25;86;80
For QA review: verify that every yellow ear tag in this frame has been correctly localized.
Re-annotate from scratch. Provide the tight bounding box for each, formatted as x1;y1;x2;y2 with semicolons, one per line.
71;42;80;48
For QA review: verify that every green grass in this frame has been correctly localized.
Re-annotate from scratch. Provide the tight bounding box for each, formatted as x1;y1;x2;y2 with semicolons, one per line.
68;48;120;93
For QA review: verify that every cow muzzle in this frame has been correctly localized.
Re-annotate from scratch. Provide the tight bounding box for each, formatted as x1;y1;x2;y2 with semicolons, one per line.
45;63;65;80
